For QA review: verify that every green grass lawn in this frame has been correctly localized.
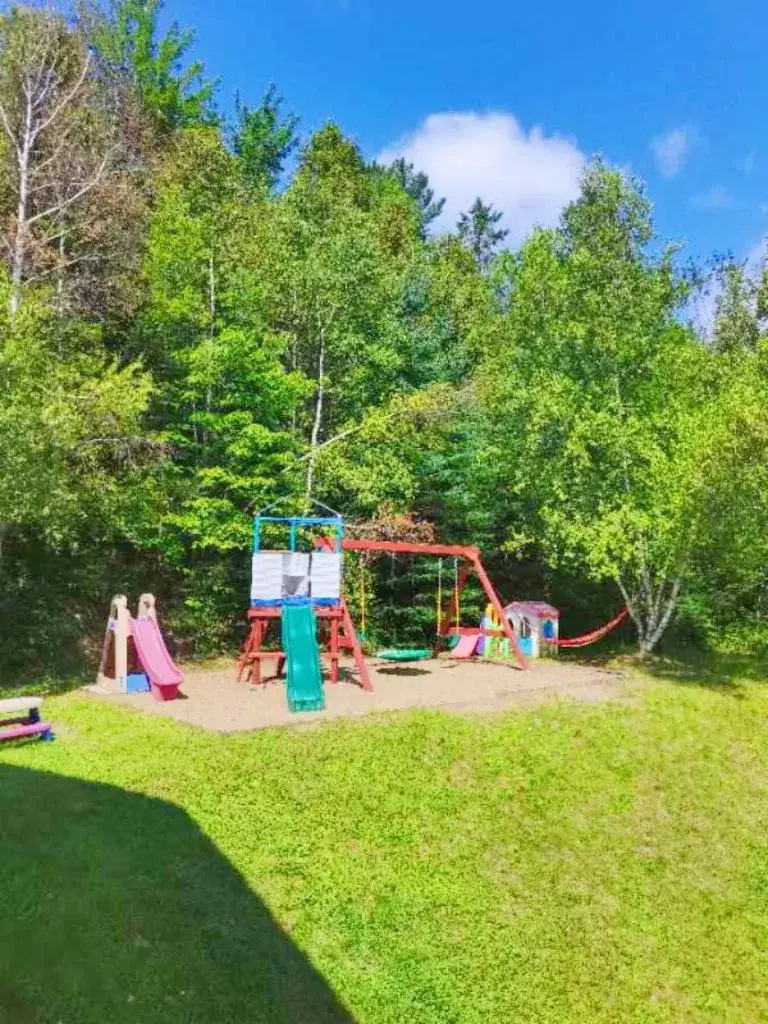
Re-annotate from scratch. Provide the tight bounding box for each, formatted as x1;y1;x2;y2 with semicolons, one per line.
1;672;767;1023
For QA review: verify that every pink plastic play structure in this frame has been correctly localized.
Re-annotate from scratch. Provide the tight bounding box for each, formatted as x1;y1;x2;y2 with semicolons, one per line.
450;633;480;658
130;604;183;701
97;593;182;701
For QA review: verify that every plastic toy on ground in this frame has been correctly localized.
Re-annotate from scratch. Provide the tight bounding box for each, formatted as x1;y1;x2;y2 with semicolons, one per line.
450;634;480;659
0;696;53;743
377;648;431;662
97;594;183;701
281;602;325;712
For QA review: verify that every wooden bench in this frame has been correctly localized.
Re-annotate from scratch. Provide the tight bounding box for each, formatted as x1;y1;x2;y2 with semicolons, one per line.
0;697;53;743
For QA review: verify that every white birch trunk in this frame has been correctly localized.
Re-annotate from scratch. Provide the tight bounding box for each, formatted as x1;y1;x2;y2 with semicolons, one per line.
305;330;325;502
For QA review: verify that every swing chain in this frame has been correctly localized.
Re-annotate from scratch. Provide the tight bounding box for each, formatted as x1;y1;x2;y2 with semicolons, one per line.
454;556;460;629
358;553;367;638
436;558;443;636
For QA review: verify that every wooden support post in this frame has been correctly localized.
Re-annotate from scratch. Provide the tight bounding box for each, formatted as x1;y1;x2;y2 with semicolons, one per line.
330;613;339;684
470;555;528;670
340;599;373;692
250;619;262;686
238;616;265;684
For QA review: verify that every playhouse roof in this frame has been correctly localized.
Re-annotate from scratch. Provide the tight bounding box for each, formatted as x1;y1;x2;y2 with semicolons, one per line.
504;601;560;619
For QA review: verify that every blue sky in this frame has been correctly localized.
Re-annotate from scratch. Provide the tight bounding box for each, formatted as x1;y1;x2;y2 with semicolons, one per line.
170;0;766;263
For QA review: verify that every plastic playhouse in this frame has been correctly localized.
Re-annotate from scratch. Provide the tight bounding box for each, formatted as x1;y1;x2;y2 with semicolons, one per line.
503;601;560;658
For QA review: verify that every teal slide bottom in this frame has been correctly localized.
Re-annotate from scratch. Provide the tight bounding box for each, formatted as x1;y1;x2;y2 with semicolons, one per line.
281;603;325;713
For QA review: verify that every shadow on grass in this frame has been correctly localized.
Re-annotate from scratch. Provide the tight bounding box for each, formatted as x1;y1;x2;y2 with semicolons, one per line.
562;642;768;697
0;764;354;1024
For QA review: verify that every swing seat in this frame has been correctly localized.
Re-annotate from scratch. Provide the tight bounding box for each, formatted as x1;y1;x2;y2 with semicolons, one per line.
376;648;431;662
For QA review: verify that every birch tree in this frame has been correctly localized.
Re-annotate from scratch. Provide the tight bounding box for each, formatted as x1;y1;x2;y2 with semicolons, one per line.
0;6;117;316
260;124;418;503
479;164;739;655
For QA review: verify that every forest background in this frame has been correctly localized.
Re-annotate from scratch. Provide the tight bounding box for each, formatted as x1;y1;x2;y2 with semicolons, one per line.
1;0;766;683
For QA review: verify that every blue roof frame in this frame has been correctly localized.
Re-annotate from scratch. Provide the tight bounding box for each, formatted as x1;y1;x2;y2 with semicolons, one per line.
252;514;344;553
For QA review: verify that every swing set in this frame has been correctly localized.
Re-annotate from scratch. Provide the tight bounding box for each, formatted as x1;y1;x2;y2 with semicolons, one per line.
317;536;529;670
349;542;630;659
361;553;462;661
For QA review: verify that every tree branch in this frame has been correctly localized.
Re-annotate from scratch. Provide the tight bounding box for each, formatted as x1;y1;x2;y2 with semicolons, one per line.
26;146;115;226
31;50;90;142
0;99;18;153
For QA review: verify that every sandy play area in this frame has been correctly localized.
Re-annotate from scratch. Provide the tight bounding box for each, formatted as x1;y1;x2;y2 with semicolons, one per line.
88;655;629;732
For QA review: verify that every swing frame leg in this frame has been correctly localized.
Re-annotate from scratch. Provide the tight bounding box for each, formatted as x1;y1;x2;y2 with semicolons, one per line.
340;599;373;692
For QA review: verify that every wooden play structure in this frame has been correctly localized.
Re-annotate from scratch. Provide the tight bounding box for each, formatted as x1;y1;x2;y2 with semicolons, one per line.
0;696;53;744
333;538;529;670
239;506;530;711
97;594;183;701
238;508;373;695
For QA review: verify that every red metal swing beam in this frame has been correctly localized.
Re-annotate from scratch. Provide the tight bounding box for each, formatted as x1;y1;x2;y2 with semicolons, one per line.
328;538;528;671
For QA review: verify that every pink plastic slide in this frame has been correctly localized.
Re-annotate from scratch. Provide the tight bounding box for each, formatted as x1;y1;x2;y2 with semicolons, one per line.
130;616;183;701
450;634;480;658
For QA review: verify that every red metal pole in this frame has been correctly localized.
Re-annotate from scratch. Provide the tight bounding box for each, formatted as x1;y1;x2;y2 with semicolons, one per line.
471;555;528;670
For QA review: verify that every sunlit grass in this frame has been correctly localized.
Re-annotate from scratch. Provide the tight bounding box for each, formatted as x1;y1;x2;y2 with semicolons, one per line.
1;673;767;1022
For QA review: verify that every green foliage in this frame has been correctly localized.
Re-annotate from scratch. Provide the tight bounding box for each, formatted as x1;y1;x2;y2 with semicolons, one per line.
473;164;768;652
87;0;216;133
382;156;445;238
457;197;509;268
233;84;299;193
0;7;765;674
0;277;152;543
135;128;303;559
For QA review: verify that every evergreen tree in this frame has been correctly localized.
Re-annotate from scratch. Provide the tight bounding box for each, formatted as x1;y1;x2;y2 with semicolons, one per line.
233;84;299;193
387;157;445;238
457;197;508;268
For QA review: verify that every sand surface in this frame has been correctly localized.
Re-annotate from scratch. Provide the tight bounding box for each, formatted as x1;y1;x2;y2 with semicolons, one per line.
88;655;628;732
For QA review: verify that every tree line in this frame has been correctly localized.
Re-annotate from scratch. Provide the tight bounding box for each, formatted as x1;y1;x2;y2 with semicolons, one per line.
1;0;766;680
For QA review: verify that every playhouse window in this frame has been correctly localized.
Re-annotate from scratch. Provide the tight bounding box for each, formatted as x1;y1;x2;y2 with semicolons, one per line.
519;616;532;639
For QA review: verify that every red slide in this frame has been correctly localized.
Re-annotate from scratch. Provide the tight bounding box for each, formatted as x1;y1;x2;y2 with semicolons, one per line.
131;616;183;701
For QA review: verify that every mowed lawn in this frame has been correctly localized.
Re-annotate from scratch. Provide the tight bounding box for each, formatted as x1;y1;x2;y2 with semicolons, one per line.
1;675;767;1023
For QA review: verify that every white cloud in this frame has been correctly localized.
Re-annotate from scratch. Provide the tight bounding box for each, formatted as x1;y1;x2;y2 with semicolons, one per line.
746;237;767;270
688;237;766;339
377;112;586;246
690;185;739;211
651;127;694;178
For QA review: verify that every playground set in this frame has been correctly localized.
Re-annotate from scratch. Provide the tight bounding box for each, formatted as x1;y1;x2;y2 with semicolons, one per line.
0;508;628;745
239;503;533;712
97;593;183;701
236;503;631;714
